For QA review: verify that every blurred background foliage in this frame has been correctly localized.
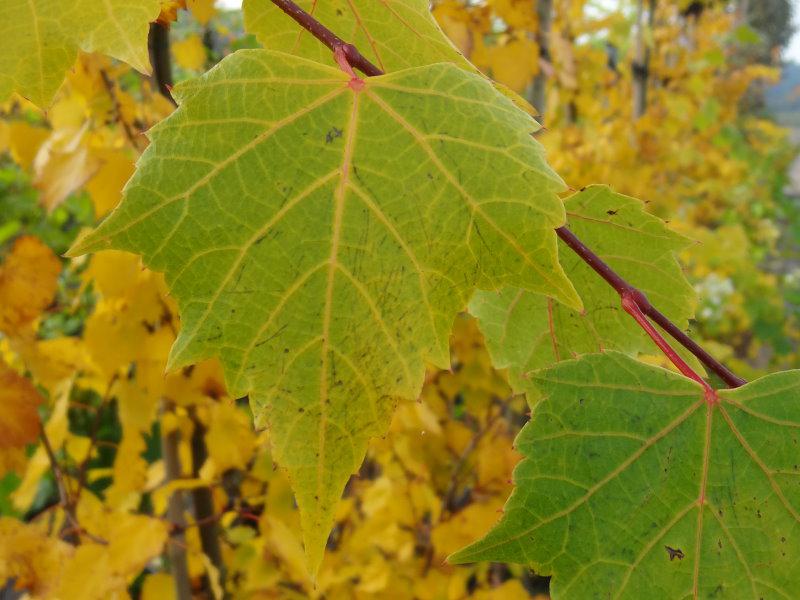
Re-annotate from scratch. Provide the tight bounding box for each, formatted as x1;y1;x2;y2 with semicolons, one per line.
0;0;798;598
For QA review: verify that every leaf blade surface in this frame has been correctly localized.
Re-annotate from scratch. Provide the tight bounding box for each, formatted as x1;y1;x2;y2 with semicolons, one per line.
0;0;161;106
451;352;800;599
69;48;578;570
470;185;696;397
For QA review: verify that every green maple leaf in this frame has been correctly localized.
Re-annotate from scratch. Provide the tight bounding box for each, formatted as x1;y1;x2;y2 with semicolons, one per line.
68;48;580;571
451;351;800;599
470;185;697;397
0;0;162;107
243;0;470;73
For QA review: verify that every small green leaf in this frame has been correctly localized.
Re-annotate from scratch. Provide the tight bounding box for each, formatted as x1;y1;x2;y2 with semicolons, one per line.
0;0;161;107
451;352;800;599
243;0;470;73
470;185;696;397
69;48;579;572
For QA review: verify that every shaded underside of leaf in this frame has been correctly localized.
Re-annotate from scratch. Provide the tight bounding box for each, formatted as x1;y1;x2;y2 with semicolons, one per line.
0;0;161;107
469;185;696;396
451;351;800;599
69;48;578;571
243;0;471;73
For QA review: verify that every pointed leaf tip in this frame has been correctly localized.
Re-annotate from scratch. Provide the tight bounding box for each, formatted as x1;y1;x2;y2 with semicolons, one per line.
73;49;575;566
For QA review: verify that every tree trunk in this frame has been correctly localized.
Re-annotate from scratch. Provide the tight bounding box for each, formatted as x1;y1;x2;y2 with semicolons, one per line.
161;401;192;600
632;0;656;119
528;0;553;120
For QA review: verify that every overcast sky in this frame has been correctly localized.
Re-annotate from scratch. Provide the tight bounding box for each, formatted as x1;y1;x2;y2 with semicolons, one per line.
216;0;800;63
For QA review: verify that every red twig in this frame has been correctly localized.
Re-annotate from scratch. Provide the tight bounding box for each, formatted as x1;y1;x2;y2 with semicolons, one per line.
267;0;745;390
556;228;745;388
621;293;717;404
269;0;382;77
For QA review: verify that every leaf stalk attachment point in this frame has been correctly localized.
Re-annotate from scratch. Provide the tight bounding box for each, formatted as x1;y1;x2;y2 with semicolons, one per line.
267;0;745;392
333;45;365;91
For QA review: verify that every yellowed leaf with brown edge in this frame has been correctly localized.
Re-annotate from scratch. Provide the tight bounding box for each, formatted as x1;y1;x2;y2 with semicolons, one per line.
12;380;70;510
158;0;187;24
0;361;43;448
0;235;61;337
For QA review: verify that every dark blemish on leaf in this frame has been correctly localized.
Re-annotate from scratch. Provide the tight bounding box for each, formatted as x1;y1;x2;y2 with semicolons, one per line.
255;323;288;347
298;407;304;413
665;546;685;561
182;365;195;378
326;126;343;144
284;348;290;353
580;186;587;192
717;539;722;549
606;210;618;216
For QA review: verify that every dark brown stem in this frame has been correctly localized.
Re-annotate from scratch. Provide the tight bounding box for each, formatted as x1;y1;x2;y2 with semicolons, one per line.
267;0;745;389
40;425;79;544
188;409;226;592
148;22;177;106
269;0;382;76
40;425;108;545
74;374;118;504
555;227;745;387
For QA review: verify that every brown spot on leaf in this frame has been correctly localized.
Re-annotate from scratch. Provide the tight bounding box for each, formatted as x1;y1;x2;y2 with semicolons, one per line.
665;546;685;561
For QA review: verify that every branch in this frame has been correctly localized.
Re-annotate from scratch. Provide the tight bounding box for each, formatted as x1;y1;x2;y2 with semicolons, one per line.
555;228;745;387
267;0;745;389
188;408;226;592
148;22;178;106
268;0;382;76
39;425;78;544
160;400;192;600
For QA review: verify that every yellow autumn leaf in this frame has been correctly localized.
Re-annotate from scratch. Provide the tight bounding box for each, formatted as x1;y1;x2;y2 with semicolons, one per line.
486;38;539;94
86;149;137;217
0;235;61;337
141;572;177;600
7;122;50;170
33;124;101;211
0;518;72;597
188;0;217;25
173;35;208;71
12;336;96;395
202;401;256;477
